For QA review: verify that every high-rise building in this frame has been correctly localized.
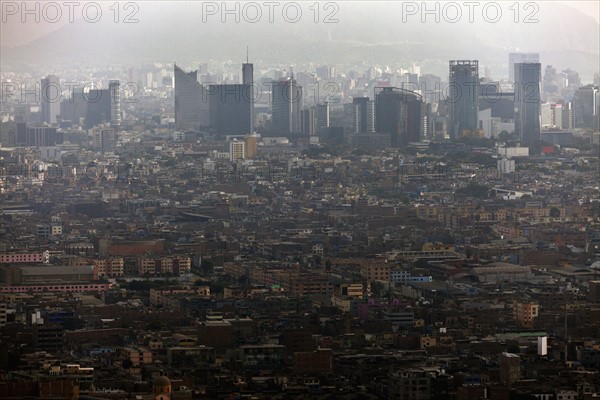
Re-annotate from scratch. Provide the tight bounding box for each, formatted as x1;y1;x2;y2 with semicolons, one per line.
479;83;515;118
242;60;254;132
86;84;119;130
16;123;27;146
244;134;258;158
375;87;424;147
85;89;111;129
541;102;565;129
419;74;442;103
538;336;548;356
208;61;254;136
17;125;63;147
573;85;599;130
109;80;121;128
561;69;582;92
242;62;253;86
514;62;541;146
41;75;61;124
316;65;335;80
316;103;330;134
553;103;564;128
91;125;117;152
352;97;375;133
174;64;209;131
272;78;302;134
562;102;574;129
508;52;539;81
229;139;246;162
14;104;32;124
60;88;88;126
479;82;515;137
541;102;552;128
448;60;479;140
301;108;316;136
513;301;539;328
543;65;559;100
500;353;520;387
401;73;419;90
208;84;253;136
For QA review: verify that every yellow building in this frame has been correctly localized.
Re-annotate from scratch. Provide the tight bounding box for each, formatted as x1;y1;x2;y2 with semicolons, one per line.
245;134;258;158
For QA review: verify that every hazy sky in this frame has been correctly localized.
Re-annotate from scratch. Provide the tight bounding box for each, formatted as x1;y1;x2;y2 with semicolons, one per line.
2;1;598;47
1;0;598;81
557;0;599;23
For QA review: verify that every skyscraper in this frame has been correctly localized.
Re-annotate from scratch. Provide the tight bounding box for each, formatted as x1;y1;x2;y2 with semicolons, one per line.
508;53;539;81
174;64;209;131
242;62;253;86
448;60;479;140
514;62;541;146
573;85;599;130
375;87;424;147
208;84;253;136
86;88;112;129
60;88;88;126
242;59;254;133
316;103;330;134
83;82;121;129
41;75;61;124
419;74;442;104
271;78;302;134
16;123;27;146
301;107;316;136
109;80;121;128
352;97;375;133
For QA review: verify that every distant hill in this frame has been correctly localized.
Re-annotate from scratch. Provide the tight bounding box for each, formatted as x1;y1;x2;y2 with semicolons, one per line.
2;2;598;80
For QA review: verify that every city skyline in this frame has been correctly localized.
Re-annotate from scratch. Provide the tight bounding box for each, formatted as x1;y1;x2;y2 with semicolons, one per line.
0;3;599;398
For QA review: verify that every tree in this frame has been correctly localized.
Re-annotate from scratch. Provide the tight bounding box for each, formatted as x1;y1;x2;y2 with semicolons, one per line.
62;153;79;165
201;260;214;274
238;274;249;285
314;255;322;267
506;343;520;354
163;157;177;167
549;207;561;218
457;182;490;198
210;282;226;295
371;281;385;297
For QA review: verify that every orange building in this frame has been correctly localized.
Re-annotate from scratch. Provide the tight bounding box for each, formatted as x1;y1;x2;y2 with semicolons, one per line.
513;301;539;328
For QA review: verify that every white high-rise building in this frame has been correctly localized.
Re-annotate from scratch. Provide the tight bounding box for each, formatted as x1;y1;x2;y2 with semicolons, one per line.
229;139;246;162
541;102;553;128
498;158;516;174
537;336;548;356
553;104;563;128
